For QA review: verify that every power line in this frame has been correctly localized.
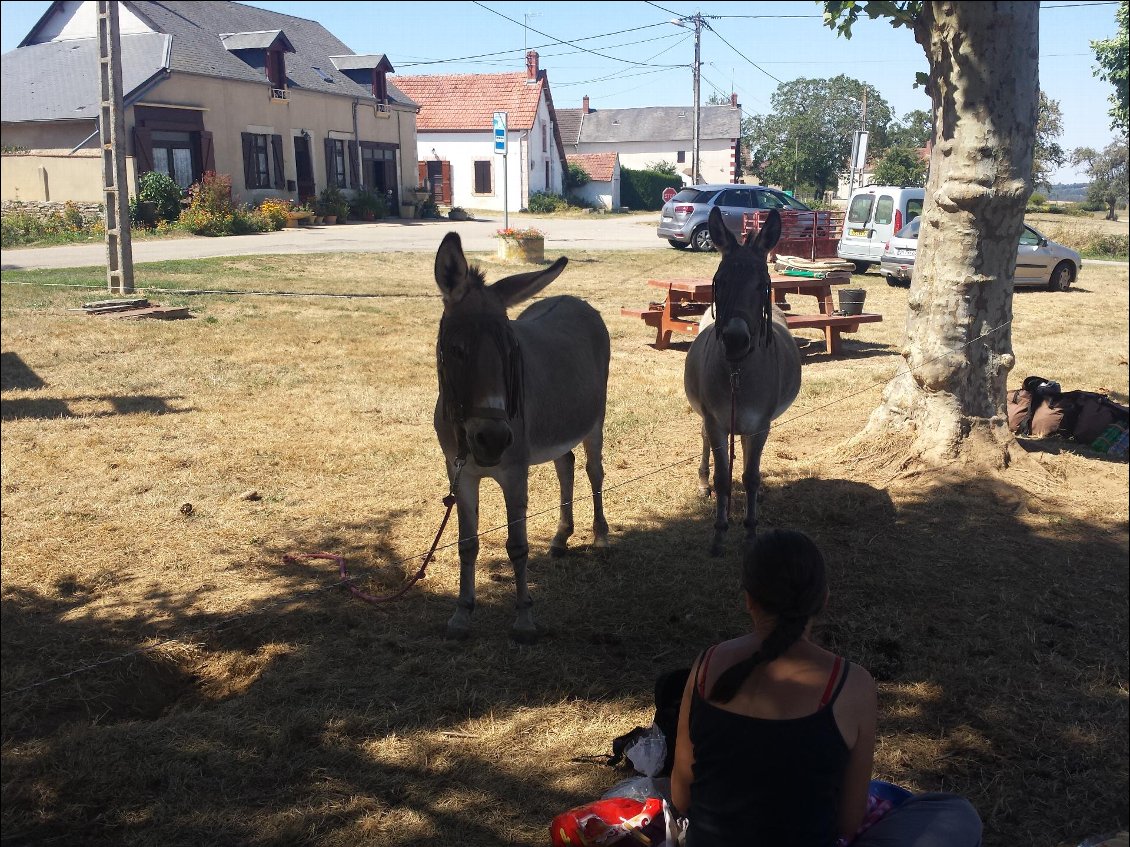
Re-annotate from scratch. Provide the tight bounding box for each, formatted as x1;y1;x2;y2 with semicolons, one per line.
707;24;786;86
470;1;683;68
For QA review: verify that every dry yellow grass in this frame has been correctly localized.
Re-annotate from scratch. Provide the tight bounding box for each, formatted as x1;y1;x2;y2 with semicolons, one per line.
1;249;1127;846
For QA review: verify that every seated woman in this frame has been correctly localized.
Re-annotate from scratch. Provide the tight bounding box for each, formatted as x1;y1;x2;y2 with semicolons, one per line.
671;529;982;847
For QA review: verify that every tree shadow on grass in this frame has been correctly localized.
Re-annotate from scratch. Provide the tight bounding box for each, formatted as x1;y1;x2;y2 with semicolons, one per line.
2;470;1126;845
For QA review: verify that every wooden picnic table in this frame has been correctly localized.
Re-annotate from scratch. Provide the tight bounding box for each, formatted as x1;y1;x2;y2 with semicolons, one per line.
621;272;883;355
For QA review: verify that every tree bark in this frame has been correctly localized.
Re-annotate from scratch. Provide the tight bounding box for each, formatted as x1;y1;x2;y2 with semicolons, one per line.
861;1;1039;466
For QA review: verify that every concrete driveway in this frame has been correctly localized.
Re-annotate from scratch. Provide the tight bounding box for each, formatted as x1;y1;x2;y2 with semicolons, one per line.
1;212;664;271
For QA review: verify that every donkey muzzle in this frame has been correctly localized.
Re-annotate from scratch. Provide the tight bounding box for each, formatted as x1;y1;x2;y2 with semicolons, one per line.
720;316;752;362
465;417;513;466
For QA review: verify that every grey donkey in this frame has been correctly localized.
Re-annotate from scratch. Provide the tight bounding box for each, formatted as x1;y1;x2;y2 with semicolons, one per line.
433;232;610;641
684;208;801;556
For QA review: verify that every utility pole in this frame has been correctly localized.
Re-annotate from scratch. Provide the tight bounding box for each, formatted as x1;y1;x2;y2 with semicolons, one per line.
672;13;706;185
97;0;134;294
691;13;703;185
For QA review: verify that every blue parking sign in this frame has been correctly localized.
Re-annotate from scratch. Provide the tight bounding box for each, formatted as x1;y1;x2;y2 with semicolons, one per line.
493;111;507;155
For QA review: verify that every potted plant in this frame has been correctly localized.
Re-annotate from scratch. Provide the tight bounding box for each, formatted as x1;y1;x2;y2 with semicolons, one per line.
495;226;546;262
318;183;348;225
349;187;388;222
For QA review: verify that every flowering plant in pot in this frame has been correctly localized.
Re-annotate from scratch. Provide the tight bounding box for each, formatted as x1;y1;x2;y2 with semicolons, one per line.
495;226;546;261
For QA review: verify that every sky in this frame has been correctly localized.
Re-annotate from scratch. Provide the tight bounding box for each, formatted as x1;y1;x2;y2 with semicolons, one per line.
1;0;1123;182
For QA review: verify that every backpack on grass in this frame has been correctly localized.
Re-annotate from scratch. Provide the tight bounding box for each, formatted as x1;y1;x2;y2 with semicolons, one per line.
1007;375;1129;455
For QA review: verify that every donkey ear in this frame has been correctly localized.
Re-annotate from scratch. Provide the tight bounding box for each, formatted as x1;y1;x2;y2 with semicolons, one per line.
749;209;782;253
490;256;568;307
708;206;737;255
435;231;472;304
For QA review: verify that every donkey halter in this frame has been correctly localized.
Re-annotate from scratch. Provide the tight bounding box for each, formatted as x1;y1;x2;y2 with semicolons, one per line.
437;312;524;427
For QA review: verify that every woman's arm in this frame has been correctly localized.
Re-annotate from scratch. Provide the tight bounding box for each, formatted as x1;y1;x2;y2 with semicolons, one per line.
670;653;702;817
836;664;877;838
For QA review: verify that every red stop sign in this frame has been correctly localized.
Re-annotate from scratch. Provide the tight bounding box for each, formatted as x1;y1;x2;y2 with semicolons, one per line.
662;187;677;203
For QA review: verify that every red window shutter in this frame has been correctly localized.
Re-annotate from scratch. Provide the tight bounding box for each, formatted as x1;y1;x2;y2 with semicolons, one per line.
132;126;154;174
271;134;285;188
199;130;215;176
440;160;452;205
418;161;426;187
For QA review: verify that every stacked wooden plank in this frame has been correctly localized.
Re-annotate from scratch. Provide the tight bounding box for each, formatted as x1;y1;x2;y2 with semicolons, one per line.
78;298;190;320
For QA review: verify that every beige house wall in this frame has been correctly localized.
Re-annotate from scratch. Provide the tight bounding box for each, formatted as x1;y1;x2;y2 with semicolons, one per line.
1;73;419;207
1;152;136;203
138;73;419;205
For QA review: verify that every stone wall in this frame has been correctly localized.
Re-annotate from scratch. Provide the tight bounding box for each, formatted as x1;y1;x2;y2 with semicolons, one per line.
1;200;105;225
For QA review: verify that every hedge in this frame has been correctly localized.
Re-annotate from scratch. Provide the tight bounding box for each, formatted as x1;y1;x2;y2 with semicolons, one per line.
620;168;683;211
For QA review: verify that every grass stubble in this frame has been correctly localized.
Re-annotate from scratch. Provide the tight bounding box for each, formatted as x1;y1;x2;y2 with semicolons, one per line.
1;247;1127;846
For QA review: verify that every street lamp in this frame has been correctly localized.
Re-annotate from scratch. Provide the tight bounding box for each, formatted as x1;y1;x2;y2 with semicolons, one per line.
671;14;706;185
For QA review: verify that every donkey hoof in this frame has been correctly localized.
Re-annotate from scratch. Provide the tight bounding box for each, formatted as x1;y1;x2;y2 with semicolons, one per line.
510;623;539;645
592;534;609;550
699;485;712;499
550;544;568;559
446;621;471;640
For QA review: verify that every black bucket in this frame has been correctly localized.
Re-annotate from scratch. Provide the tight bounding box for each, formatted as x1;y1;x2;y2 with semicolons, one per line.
838;288;866;316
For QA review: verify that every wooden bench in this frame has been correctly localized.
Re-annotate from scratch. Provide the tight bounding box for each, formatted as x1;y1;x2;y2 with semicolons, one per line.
623;275;883;355
784;312;883;355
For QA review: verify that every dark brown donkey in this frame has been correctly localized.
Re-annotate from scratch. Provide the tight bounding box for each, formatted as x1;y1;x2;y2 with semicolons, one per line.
684;208;801;556
433;232;610;641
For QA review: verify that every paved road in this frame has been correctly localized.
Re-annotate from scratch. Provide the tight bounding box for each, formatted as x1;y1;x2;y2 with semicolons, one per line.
1;213;664;271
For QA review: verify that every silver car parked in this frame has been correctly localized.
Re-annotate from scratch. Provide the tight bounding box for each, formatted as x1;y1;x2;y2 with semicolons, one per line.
879;217;1081;290
658;184;814;251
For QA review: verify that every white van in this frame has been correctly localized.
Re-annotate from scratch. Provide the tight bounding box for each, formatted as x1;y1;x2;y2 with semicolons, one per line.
837;186;925;273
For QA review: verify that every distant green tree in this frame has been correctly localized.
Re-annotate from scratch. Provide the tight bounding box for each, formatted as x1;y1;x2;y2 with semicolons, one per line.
646;160;681;179
745;75;893;196
1091;1;1129;137
1073;141;1129;220
888;109;932;149
871;146;928;187
1032;91;1066;191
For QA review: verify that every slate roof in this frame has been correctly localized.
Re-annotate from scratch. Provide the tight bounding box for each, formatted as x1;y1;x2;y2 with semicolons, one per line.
556;108;584;146
577;104;741;143
2;0;415;123
392;72;546;132
1;32;170;122
566;152;617;182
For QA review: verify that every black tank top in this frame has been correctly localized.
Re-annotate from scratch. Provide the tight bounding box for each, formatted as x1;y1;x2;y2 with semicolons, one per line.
686;647;851;847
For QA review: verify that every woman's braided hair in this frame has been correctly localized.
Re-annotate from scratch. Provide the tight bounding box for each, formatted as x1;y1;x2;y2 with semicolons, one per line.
709;529;828;703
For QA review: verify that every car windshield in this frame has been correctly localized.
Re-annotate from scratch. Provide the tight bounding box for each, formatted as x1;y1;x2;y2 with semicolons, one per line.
672;189;718;204
895;217;921;239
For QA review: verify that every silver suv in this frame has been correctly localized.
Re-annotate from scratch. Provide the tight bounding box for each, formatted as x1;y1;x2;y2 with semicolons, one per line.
657;184;814;251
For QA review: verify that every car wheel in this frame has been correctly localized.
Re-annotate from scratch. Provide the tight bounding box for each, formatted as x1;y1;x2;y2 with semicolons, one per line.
886;275;902;287
668;239;689;250
852;261;871;275
1049;261;1073;291
690;226;714;252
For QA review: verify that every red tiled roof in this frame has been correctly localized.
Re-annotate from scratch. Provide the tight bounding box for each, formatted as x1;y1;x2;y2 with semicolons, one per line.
566;152;617;182
393;72;545;131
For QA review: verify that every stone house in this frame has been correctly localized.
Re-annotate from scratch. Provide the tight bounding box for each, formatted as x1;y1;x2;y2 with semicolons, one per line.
558;95;742;186
565;152;620;210
1;0;420;213
393;52;567;212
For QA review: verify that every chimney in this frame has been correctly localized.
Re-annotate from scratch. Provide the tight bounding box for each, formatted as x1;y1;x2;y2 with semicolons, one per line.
730;92;738;109
526;50;539;81
583;95;590;114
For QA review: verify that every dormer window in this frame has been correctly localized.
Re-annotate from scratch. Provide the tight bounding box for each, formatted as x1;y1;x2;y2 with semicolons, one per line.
220;30;296;96
330;54;395;104
266;49;286;89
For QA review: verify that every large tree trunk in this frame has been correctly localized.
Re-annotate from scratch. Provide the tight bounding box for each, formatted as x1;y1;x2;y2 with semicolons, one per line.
860;2;1039;467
